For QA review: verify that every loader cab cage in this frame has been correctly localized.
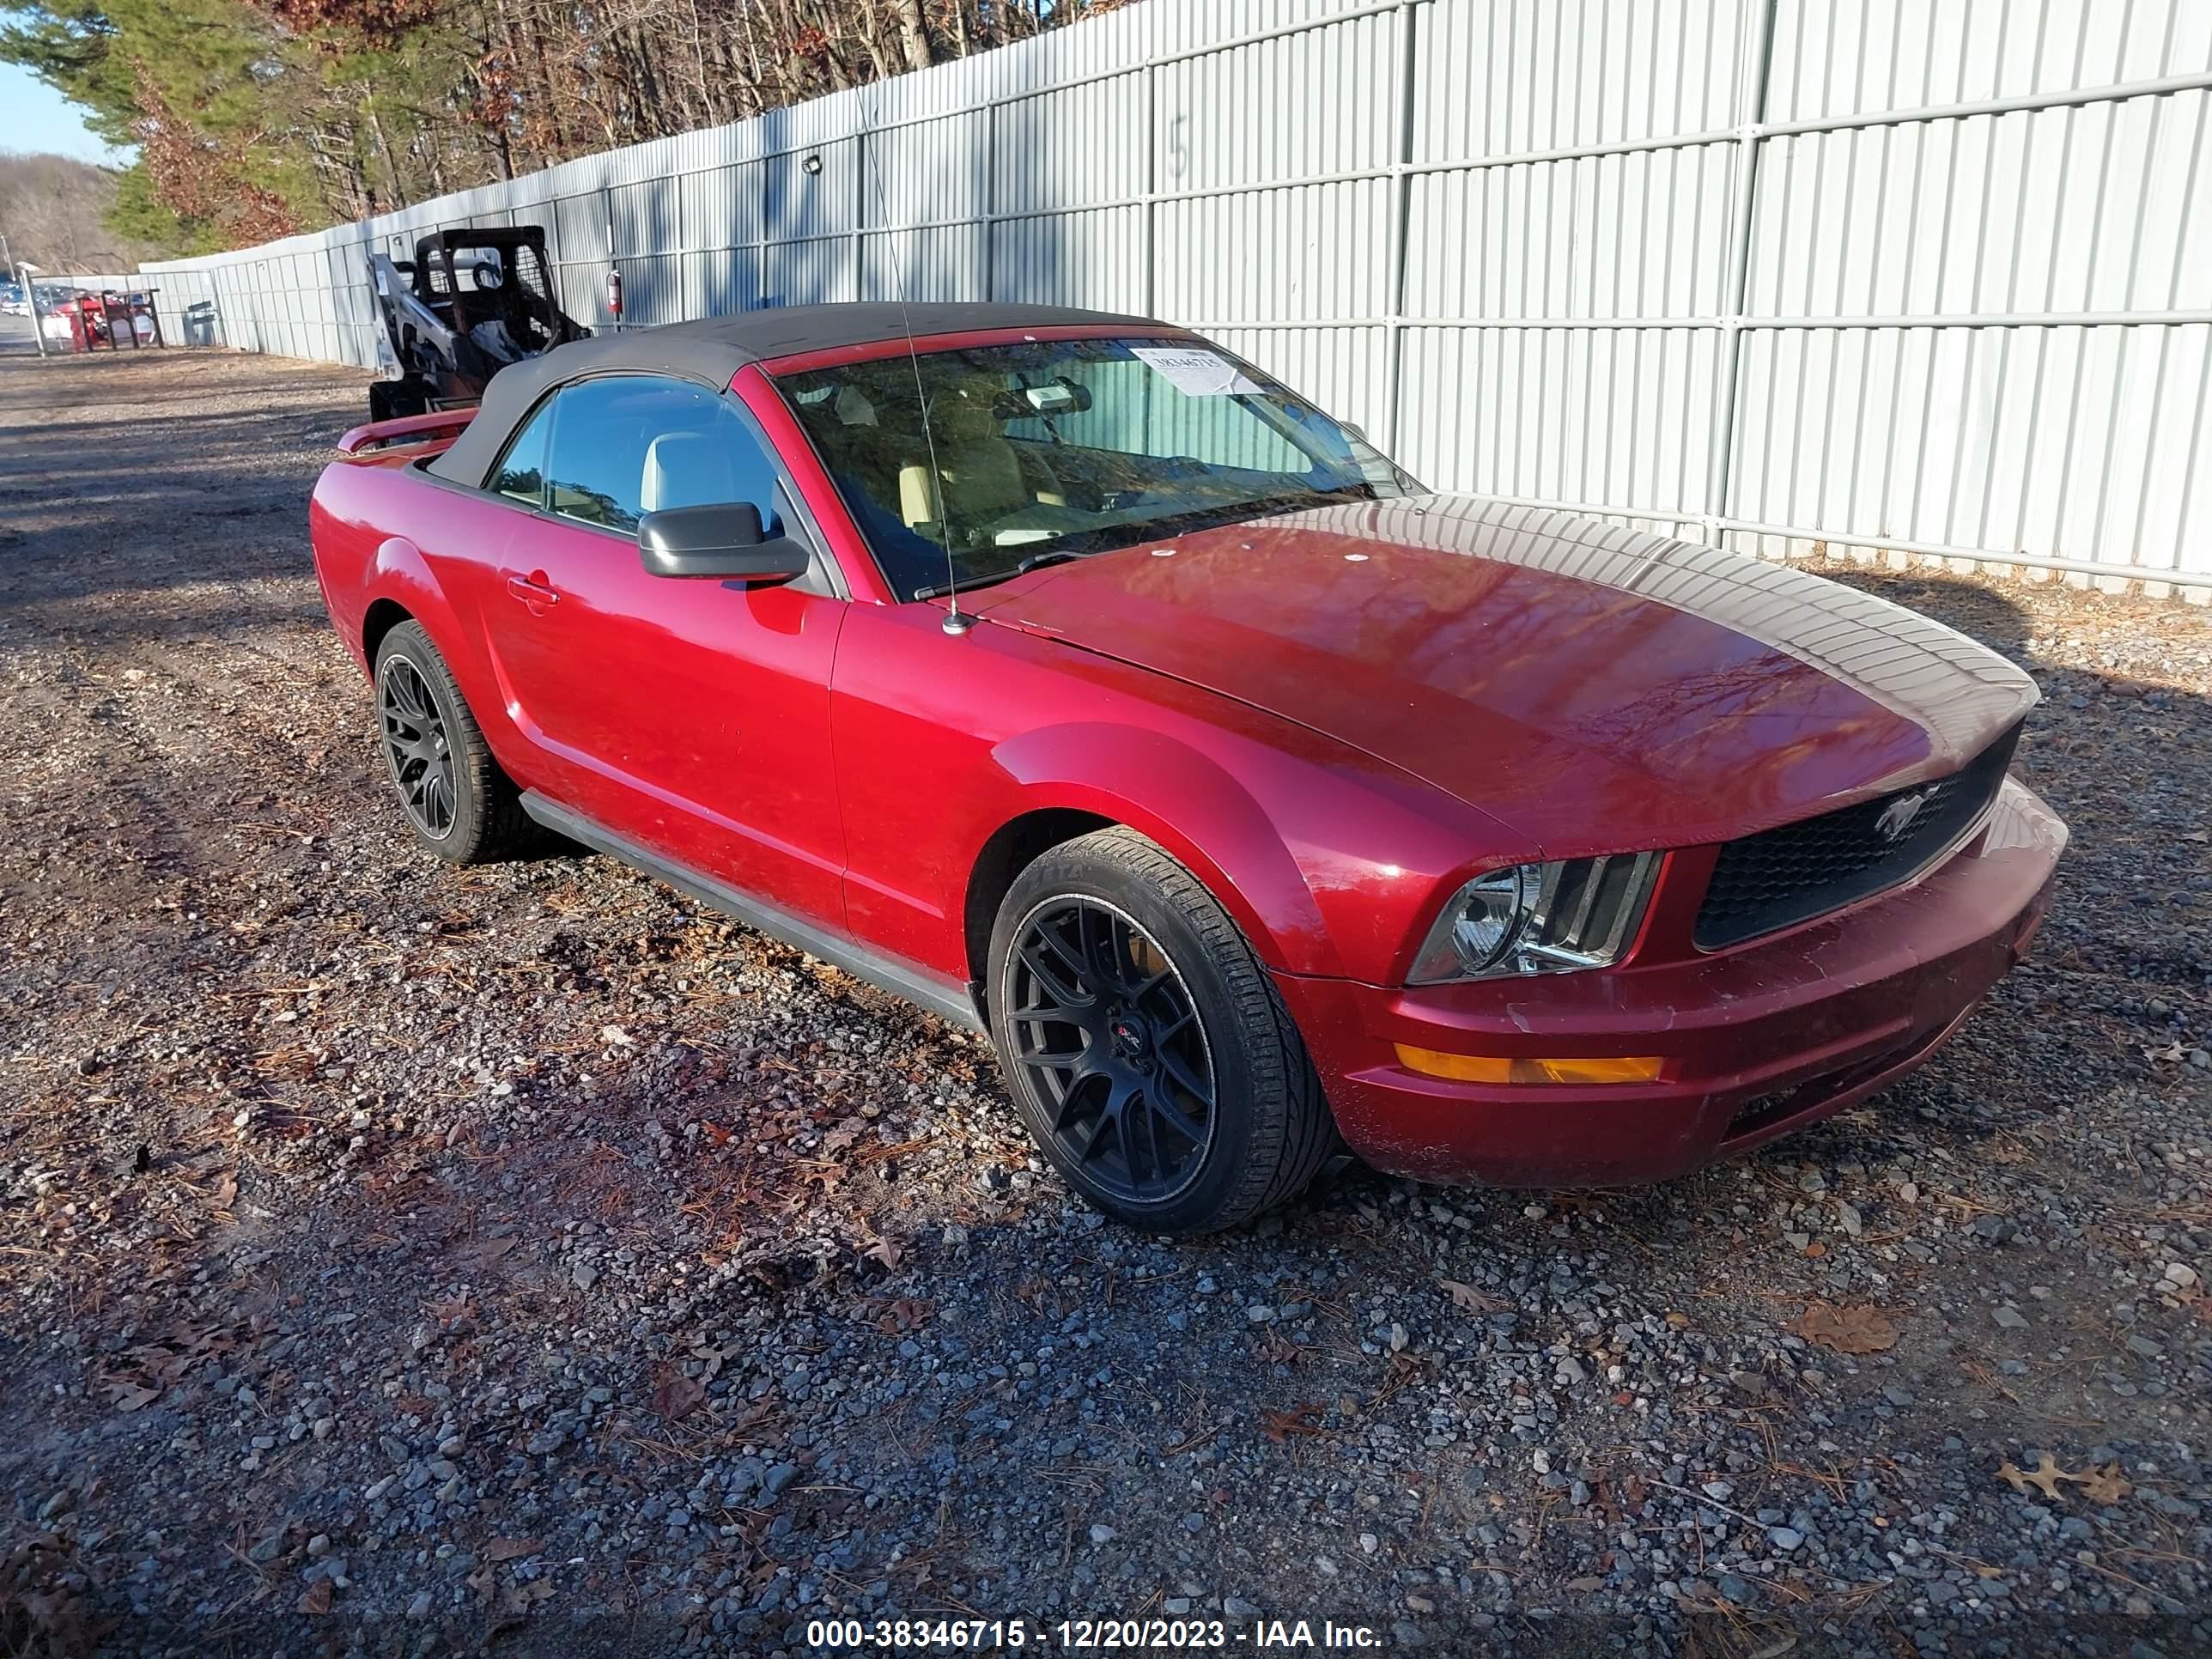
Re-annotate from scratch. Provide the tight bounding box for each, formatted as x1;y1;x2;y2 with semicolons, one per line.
406;229;571;360
368;226;586;421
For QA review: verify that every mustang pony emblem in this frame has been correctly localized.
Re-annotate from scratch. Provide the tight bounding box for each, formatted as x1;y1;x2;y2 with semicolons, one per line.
1875;788;1936;843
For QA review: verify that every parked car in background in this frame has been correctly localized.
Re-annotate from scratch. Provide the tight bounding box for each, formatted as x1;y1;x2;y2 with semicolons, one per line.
0;284;27;316
307;303;2067;1234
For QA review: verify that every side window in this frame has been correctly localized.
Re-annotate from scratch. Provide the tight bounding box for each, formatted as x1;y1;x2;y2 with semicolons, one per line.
541;375;786;536
489;399;552;506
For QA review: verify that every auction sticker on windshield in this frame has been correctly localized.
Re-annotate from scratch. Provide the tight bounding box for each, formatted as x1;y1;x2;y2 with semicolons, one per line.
1131;345;1267;397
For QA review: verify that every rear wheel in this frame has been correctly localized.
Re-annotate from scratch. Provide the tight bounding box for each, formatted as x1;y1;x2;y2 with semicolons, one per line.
987;828;1336;1234
372;621;529;863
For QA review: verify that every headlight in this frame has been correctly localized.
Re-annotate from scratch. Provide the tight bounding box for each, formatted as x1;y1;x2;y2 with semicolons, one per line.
1408;853;1662;983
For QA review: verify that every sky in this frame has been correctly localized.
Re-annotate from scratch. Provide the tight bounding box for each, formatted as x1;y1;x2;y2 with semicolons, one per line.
2;62;131;165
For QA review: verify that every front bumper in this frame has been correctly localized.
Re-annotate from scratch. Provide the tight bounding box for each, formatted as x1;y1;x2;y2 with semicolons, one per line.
1277;777;2066;1187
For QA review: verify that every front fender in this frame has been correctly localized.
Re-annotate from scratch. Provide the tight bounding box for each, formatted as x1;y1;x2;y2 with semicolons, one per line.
983;721;1344;977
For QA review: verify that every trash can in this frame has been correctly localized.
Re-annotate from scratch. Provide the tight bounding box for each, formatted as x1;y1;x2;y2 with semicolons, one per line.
183;301;216;347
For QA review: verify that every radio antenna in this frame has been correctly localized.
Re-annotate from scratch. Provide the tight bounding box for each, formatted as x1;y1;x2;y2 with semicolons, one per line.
857;88;969;634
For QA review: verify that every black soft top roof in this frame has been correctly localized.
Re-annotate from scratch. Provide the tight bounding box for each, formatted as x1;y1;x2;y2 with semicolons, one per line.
428;301;1159;489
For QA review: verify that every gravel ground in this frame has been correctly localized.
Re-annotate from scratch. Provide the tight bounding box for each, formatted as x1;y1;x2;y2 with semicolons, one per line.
2;323;2209;1659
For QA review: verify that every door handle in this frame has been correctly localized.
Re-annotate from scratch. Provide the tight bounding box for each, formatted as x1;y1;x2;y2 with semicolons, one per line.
507;572;559;607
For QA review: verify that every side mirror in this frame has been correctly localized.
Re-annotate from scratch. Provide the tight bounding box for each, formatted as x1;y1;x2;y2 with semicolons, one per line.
637;502;810;584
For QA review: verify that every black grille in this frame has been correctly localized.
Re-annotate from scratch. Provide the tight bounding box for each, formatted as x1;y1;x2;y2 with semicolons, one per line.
1694;724;2021;951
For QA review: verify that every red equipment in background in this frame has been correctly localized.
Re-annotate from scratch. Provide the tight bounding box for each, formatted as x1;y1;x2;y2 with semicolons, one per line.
52;289;165;352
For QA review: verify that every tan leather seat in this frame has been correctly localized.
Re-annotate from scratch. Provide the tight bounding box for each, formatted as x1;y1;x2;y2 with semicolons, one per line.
641;430;739;513
824;383;1046;540
906;394;1034;534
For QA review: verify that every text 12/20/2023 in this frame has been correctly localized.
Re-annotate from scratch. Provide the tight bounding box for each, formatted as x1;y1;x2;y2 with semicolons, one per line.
804;1617;1386;1650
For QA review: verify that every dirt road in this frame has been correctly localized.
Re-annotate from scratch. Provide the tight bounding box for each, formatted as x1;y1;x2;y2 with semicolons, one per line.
2;329;2208;1656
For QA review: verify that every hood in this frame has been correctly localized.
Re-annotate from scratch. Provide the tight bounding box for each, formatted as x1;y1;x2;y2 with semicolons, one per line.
972;495;2038;853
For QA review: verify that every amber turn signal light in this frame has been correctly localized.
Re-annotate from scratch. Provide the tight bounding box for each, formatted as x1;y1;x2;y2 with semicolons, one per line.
1393;1045;1665;1085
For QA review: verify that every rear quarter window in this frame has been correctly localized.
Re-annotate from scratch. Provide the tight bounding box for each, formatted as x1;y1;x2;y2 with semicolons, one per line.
490;402;551;506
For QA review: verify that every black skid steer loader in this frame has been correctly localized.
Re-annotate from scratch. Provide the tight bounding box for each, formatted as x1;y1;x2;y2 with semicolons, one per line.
367;226;590;422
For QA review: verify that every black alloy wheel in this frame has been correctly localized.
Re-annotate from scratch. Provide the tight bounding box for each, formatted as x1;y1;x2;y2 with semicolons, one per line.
988;827;1339;1234
379;654;459;840
369;620;530;864
1004;895;1218;1205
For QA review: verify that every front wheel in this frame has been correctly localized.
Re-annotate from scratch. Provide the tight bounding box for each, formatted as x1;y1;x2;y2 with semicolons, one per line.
987;828;1336;1234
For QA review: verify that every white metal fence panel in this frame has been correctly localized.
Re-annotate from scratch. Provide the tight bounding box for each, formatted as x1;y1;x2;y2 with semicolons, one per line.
132;0;2212;587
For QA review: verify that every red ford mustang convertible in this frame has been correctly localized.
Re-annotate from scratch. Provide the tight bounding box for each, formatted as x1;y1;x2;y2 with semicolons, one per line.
310;303;2067;1233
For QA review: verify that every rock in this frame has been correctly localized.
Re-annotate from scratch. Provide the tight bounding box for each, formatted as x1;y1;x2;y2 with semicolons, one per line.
406;1590;433;1620
1993;1306;2029;1330
1767;1527;1806;1552
572;1263;599;1291
1089;1524;1116;1547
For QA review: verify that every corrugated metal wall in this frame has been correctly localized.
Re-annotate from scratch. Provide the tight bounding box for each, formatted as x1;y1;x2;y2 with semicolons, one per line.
135;0;2212;589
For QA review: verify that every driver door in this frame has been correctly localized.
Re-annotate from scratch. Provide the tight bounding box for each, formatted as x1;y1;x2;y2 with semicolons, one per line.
479;374;850;930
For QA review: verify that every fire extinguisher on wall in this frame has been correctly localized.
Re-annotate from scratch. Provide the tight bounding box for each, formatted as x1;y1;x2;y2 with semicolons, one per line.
605;267;623;330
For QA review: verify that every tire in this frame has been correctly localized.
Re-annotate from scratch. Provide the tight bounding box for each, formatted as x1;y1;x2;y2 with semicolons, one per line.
371;621;530;864
368;377;428;423
987;827;1336;1234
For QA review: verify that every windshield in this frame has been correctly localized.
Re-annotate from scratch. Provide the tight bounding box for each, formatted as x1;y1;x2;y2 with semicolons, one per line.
775;337;1414;601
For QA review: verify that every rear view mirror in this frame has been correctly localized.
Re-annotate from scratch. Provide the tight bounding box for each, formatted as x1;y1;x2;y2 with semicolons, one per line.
989;379;1093;420
638;502;809;584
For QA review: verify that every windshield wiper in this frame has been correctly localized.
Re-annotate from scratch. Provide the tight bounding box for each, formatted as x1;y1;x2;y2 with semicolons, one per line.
1122;489;1364;542
912;548;1085;601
